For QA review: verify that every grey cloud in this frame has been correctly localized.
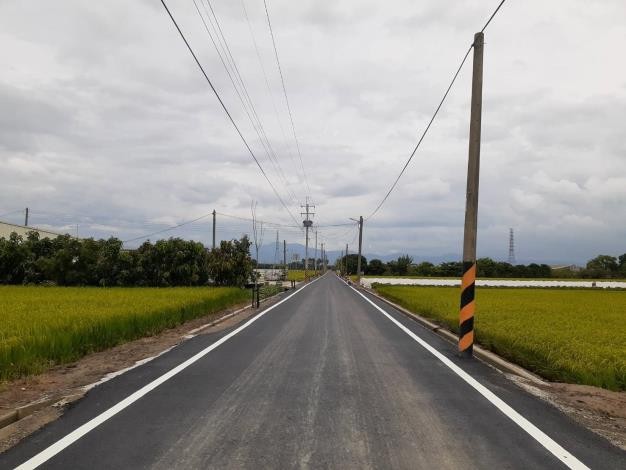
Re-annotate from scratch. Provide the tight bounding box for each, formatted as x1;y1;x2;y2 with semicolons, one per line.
1;0;625;263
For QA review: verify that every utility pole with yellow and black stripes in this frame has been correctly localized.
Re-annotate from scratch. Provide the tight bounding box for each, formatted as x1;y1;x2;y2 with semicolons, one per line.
459;31;484;358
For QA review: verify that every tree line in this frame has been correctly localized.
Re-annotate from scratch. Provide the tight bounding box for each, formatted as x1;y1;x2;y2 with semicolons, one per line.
574;254;626;279
0;231;254;287
339;253;626;279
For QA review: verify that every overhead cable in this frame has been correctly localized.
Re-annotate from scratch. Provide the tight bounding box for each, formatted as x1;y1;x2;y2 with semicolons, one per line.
159;0;300;226
365;0;507;221
262;0;311;197
191;0;299;205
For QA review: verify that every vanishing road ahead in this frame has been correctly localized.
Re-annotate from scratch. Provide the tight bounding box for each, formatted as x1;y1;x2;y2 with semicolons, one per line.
3;273;624;469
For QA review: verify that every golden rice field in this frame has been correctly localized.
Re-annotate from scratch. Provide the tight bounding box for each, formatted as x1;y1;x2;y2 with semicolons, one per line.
0;286;249;381
373;285;626;391
286;270;320;281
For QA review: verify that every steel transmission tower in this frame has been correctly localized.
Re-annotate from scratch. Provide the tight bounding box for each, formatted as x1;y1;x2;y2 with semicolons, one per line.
508;228;516;265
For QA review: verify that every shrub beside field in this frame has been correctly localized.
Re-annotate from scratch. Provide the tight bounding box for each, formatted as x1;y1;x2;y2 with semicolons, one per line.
373;285;626;391
0;286;249;380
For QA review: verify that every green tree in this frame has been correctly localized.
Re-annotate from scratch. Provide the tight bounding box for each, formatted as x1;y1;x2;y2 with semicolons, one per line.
618;254;626;275
335;254;367;275
394;255;413;275
413;261;435;276
477;258;498;277
436;261;463;277
367;259;386;275
584;255;618;278
0;233;28;283
207;236;253;287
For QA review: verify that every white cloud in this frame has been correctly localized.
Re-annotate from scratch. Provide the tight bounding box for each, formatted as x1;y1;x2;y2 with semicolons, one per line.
0;0;625;264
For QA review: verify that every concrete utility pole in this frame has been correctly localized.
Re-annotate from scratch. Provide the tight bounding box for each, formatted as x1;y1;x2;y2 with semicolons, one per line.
283;240;287;270
345;244;349;276
273;231;279;269
24;207;29;227
357;216;363;283
212;210;216;250
321;243;325;272
314;230;318;273
350;216;364;282
301;199;315;281
459;32;484;358
340;250;343;274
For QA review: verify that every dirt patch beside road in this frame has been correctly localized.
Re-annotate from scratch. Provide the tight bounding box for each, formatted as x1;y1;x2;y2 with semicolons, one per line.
511;376;626;450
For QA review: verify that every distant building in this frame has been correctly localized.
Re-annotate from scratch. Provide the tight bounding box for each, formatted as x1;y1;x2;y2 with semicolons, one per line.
0;220;65;240
550;264;583;272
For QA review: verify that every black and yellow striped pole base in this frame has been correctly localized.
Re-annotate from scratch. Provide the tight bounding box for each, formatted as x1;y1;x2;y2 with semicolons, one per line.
459;261;476;357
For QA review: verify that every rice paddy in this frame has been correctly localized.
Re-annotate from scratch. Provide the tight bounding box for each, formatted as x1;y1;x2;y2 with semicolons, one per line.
0;286;249;380
373;285;626;391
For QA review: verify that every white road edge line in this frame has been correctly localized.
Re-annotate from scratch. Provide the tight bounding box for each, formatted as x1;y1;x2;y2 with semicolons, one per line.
347;282;589;470
16;275;324;470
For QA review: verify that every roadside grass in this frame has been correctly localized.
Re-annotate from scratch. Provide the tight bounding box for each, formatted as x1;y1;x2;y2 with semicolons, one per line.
286;270;320;281
258;283;283;299
0;286;249;381
373;285;626;391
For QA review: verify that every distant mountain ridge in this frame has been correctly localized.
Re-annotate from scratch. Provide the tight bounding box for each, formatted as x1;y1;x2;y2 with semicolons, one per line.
255;242;573;266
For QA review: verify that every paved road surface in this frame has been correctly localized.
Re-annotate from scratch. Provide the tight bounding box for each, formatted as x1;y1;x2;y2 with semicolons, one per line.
2;273;624;469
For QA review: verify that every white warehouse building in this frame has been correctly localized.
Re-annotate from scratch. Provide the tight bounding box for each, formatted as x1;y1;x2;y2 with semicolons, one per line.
0;221;65;240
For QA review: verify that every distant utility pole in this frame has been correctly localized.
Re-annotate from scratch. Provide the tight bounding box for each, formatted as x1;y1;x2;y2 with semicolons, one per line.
459;31;484;358
345;244;349;276
508;228;516;265
283;240;287;270
24;207;29;227
212;210;216;250
340;250;343;273
357;216;363;282
273;230;279;268
301;198;315;281
314;230;318;273
350;216;364;283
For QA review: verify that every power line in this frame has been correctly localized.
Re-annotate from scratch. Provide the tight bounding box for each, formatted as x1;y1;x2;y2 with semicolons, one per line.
365;0;507;221
481;0;506;33
262;0;311;198
200;0;298;204
240;0;301;191
122;211;214;243
0;209;24;219
316;222;355;228
159;0;300;227
365;45;472;221
216;211;301;228
191;0;298;205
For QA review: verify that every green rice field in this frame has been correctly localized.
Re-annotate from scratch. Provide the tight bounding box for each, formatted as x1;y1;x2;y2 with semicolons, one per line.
373;285;626;391
0;286;249;381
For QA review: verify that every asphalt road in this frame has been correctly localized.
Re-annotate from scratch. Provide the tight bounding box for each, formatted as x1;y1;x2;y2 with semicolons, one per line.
2;273;624;469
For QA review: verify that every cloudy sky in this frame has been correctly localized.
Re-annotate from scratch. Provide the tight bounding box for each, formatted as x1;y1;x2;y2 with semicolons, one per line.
1;0;625;264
